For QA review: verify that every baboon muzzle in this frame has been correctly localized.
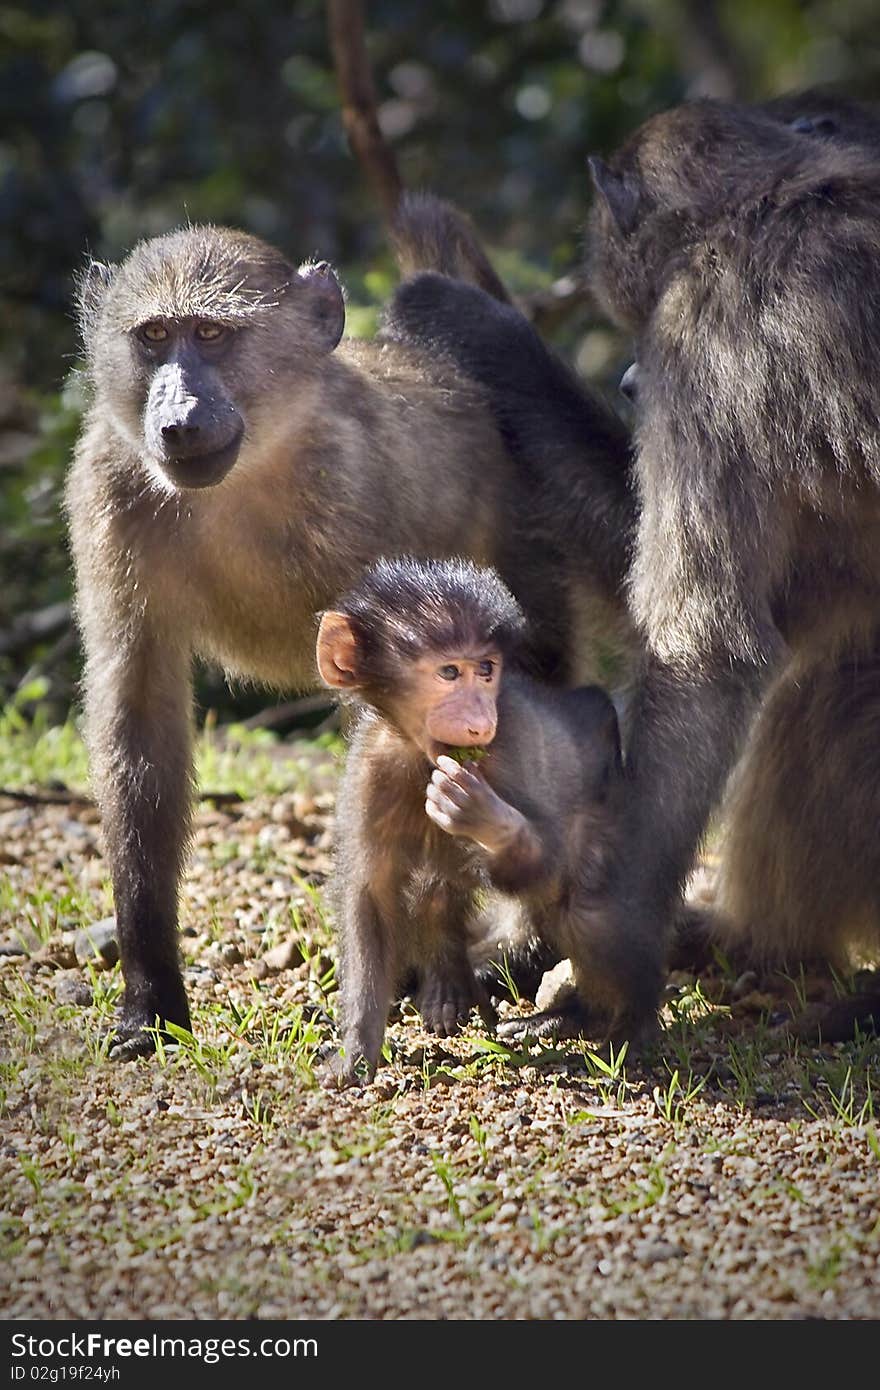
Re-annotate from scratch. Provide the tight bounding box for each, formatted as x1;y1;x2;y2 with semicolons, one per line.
146;361;244;489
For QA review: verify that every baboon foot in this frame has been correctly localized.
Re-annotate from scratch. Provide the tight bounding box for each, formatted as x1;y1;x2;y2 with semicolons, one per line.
416;967;496;1037
107;985;192;1061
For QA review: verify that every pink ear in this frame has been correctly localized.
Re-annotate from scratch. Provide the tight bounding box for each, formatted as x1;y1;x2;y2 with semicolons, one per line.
588;157;641;236
296;260;345;353
316;611;360;688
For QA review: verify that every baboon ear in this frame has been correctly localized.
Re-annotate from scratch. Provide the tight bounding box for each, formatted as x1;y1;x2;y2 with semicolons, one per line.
588;157;641;236
77;259;116;337
316;612;361;688
296;260;345;353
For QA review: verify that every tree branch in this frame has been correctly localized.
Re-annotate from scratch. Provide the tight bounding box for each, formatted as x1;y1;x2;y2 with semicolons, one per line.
327;0;403;224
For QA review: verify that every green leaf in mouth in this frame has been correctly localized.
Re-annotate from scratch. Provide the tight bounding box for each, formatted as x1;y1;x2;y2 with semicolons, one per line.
445;746;487;764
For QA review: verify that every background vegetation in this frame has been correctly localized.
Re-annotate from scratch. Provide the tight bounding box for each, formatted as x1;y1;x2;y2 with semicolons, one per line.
3;0;879;723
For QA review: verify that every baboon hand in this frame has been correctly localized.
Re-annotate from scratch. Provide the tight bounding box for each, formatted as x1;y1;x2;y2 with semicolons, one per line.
425;755;522;853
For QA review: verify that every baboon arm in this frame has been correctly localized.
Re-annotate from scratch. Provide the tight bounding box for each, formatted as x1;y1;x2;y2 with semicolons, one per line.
482;810;556;895
625;657;773;899
81;606;194;1045
626;415;786;903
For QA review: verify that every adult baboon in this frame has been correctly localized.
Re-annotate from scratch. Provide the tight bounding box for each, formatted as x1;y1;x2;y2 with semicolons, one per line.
577;98;880;1041
68;199;633;1055
387;93;880;1039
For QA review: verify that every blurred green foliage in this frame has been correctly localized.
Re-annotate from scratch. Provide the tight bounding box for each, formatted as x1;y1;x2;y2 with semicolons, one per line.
2;0;878;716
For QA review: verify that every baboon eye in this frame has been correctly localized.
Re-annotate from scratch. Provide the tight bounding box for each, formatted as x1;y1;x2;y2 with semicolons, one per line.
195;320;226;342
140;321;168;343
477;660;496;678
438;664;460;681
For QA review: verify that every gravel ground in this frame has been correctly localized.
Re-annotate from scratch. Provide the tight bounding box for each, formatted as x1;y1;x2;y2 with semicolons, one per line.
1;764;878;1322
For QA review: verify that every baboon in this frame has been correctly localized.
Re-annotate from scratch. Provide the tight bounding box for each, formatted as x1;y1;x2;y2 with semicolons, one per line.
386;93;880;1039
618;90;880;409
67;199;632;1055
577;97;880;1039
316;556;623;1084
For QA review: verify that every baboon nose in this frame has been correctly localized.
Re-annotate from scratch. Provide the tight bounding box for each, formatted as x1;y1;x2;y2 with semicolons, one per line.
162;422;201;448
468;720;495;742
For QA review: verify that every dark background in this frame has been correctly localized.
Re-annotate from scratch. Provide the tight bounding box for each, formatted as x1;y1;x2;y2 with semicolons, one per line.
2;0;878;721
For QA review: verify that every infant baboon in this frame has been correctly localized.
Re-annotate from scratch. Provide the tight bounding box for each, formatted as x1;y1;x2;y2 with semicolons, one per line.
317;557;624;1083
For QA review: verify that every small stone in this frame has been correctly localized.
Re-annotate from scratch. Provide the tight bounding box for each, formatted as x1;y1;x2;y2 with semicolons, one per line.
0;925;42;957
74;917;119;968
53;972;94;1007
263;937;305;973
249;959;269;981
535;958;576;1011
220;943;243;965
634;1240;682;1264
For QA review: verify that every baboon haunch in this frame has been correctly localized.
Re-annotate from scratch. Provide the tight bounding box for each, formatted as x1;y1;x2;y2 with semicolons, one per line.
68;203;631;1055
317;557;624;1084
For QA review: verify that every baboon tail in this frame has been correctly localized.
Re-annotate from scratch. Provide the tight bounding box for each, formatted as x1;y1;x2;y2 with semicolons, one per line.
390;191;512;304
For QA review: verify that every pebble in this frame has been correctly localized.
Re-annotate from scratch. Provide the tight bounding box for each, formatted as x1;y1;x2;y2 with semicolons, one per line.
73;917;119;967
53;972;94;1007
262;937;304;972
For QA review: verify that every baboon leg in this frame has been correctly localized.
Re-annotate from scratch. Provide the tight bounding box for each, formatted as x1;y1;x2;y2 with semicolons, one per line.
334;889;396;1086
716;647;880;1035
84;621;194;1054
414;883;495;1036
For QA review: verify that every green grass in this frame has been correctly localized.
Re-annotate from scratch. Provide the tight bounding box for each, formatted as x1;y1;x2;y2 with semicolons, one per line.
0;685;342;799
3;698;880;1318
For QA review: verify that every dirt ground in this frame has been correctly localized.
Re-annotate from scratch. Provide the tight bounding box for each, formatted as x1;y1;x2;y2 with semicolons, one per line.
1;768;878;1322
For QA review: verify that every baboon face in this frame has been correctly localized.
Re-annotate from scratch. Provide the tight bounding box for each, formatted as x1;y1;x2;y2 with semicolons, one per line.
79;225;345;492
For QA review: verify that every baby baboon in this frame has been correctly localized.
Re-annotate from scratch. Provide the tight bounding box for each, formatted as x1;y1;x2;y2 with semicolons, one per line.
68;201;631;1056
317;556;624;1084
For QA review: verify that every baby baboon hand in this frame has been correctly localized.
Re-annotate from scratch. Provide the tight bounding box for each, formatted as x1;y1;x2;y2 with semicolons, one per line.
426;755;521;853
